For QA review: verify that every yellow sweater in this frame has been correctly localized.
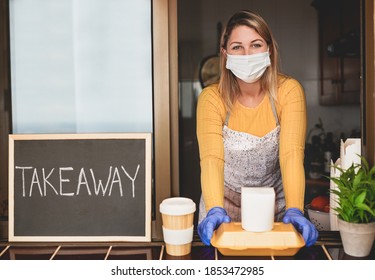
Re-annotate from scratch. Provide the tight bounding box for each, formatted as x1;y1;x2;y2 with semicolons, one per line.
196;76;306;212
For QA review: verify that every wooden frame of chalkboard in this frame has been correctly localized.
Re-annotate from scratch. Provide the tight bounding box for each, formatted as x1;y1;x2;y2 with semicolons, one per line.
8;133;152;242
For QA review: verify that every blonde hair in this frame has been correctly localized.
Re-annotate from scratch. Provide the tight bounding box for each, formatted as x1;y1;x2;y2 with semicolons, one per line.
218;10;281;111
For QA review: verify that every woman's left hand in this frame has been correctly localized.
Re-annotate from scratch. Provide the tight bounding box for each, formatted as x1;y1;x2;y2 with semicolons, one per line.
282;208;319;247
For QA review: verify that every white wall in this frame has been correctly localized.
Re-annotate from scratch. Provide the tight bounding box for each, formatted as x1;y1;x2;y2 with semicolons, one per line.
178;0;361;142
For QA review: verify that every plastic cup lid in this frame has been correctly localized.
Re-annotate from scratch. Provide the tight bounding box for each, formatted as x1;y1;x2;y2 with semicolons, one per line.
159;197;196;215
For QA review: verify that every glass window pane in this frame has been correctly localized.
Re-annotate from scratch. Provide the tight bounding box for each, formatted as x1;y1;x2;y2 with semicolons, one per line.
9;0;152;133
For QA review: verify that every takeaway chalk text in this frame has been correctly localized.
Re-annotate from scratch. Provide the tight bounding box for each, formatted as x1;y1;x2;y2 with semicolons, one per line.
15;165;140;198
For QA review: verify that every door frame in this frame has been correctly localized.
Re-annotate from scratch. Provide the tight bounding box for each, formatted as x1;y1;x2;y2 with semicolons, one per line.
363;0;375;164
1;0;374;241
152;0;179;240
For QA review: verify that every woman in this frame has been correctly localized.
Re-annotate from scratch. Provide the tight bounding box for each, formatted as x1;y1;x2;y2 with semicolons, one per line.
197;10;318;247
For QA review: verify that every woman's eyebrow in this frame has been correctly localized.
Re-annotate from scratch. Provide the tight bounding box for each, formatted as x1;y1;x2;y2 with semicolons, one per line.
229;38;264;45
251;38;265;43
229;41;243;45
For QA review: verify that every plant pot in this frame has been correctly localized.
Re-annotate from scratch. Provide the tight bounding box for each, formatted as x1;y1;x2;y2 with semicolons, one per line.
338;219;375;257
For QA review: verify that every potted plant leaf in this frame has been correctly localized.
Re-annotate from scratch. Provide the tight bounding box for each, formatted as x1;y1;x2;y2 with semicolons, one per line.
330;156;375;257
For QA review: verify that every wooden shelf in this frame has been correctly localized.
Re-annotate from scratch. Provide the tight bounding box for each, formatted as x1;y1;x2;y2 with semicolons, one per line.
306;178;330;187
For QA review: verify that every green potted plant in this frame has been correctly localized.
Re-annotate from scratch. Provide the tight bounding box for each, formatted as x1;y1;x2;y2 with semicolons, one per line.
330;156;375;257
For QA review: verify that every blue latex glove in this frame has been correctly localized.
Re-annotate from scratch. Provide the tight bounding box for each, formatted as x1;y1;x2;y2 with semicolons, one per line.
282;208;319;247
198;207;231;245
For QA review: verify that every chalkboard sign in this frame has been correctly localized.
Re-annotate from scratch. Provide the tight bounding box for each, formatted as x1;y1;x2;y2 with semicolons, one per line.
8;133;152;242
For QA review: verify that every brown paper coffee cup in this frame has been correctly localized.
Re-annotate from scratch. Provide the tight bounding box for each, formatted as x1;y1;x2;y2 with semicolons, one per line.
160;197;196;256
161;213;194;229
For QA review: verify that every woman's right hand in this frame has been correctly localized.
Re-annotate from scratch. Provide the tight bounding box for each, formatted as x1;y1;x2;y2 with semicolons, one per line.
198;206;231;245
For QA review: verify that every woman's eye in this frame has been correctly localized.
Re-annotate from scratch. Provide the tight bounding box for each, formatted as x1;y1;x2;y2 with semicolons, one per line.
232;45;242;50
251;43;262;48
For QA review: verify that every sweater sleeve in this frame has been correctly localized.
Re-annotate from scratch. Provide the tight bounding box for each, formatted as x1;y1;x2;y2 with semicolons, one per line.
278;79;307;211
196;86;226;211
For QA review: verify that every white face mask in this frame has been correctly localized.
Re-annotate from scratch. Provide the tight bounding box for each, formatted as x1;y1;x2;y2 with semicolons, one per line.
226;51;271;83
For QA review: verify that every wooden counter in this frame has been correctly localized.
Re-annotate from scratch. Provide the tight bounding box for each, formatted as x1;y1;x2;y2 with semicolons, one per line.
1;231;374;260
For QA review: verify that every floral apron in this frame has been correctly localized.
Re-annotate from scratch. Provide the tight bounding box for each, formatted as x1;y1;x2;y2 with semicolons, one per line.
199;96;286;223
